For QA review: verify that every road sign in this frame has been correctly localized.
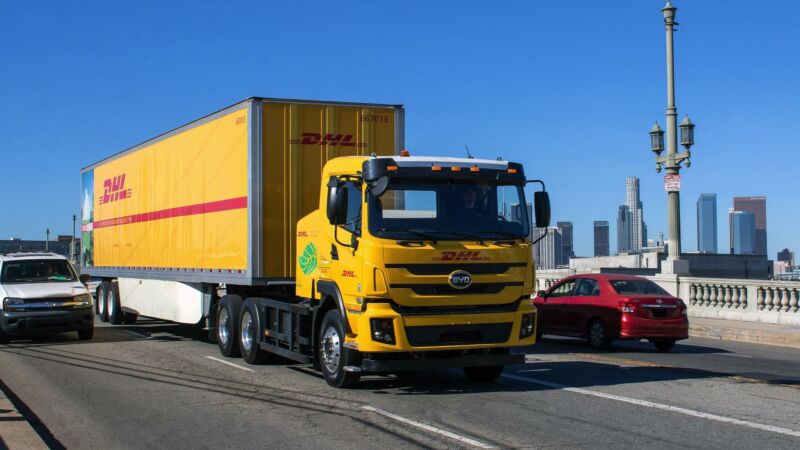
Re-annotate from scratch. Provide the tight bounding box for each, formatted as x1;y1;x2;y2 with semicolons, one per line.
664;174;681;192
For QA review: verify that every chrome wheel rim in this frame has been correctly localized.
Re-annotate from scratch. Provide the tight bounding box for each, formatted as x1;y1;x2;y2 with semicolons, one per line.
321;326;341;374
97;289;105;316
218;308;230;345
241;311;253;352
590;322;604;346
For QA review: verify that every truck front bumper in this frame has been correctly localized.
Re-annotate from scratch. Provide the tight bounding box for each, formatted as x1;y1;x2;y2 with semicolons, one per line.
359;350;524;373
0;307;94;335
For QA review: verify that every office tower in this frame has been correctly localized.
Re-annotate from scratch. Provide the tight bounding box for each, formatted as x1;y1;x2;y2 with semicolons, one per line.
556;221;574;265
625;177;646;252
777;248;795;267
696;193;718;253
730;210;756;254
617;205;631;253
594;221;610;257
533;227;563;269
732;197;767;255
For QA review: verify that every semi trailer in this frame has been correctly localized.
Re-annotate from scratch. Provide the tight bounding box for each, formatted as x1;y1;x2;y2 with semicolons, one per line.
81;97;551;387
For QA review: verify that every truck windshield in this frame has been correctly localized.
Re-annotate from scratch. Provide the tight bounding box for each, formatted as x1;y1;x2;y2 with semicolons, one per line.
368;180;529;240
0;259;78;284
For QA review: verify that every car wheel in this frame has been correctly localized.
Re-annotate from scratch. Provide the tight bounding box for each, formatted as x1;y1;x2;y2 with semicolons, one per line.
652;338;676;352
319;309;361;388
96;283;109;322
239;299;272;365
216;295;243;357
77;325;94;340
107;283;124;325
588;318;611;350
463;365;504;382
0;329;9;345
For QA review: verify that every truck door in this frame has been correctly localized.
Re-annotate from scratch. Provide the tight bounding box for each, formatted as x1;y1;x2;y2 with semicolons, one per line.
321;179;364;310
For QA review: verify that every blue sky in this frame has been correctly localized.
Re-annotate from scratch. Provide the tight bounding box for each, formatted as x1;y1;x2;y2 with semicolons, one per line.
1;0;798;257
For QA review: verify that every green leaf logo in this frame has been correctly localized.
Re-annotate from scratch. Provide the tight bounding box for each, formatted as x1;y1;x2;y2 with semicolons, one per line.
299;242;318;275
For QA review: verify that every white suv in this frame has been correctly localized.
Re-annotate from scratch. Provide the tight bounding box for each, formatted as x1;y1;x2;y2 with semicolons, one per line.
0;252;94;343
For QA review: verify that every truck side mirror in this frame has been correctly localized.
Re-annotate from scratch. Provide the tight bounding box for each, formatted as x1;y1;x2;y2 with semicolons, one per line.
534;191;551;228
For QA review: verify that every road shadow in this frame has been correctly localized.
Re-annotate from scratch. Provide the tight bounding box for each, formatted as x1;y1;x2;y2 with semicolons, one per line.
529;335;733;355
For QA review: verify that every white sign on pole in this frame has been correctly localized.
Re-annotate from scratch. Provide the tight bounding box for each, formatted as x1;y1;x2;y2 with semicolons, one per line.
664;174;681;192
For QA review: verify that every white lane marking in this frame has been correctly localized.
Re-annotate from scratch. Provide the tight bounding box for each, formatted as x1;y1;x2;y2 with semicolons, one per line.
715;353;753;358
121;330;149;338
206;356;255;372
501;374;800;438
362;405;496;449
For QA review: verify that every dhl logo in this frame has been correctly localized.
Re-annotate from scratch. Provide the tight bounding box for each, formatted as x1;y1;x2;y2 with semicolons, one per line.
291;132;367;147
432;251;489;261
100;174;132;205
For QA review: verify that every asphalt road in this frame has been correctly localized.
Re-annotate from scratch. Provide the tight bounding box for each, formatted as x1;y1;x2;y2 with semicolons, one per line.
1;321;799;449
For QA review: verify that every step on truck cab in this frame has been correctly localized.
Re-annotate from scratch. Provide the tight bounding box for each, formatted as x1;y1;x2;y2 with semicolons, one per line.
80;98;550;387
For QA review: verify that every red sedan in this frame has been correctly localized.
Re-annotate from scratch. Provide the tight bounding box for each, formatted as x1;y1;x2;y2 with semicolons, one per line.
532;274;689;351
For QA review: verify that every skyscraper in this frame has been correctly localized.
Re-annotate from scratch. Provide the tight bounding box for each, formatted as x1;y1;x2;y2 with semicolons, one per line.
696;193;717;253
777;248;795;267
732;197;767;255
730;210;756;254
556;221;574;265
625;177;646;251
594;221;610;257
533;227;563;269
617;205;631;253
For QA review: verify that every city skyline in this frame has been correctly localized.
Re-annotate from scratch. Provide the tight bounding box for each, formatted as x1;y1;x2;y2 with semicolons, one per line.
1;1;798;258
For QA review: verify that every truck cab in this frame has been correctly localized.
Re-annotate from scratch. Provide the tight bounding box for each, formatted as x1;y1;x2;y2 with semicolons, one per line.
292;154;546;386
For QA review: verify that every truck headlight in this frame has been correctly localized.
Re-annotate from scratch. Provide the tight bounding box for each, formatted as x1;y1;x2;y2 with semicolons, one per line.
2;297;24;309
519;313;536;339
370;318;396;345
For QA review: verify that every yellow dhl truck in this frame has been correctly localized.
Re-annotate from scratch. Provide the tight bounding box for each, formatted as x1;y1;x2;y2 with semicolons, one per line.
80;97;551;387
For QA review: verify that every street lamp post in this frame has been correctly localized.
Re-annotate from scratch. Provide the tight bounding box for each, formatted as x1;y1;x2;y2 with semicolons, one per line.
650;1;695;275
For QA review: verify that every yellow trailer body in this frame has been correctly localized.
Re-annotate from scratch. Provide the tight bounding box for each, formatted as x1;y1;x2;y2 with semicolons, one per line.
81;98;403;284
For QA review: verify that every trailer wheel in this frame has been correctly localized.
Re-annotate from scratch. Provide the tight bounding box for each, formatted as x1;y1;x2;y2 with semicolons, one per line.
239;299;272;365
96;283;109;323
217;295;243;357
319;309;361;388
107;282;124;325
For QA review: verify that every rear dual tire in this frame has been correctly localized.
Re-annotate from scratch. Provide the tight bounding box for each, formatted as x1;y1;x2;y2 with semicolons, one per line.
216;295;242;357
239;299;272;365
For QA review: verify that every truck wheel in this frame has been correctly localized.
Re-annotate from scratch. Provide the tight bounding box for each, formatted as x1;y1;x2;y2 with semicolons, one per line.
96;283;109;323
588;318;611;350
319;309;361;388
463;365;504;382
217;295;243;357
107;283;124;325
77;325;94;341
239;299;272;365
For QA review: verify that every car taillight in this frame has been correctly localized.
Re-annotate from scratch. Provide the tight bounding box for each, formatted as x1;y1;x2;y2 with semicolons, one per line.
677;299;687;316
618;301;636;313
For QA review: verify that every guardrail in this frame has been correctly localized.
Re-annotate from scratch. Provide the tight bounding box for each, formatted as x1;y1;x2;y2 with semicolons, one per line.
534;270;800;326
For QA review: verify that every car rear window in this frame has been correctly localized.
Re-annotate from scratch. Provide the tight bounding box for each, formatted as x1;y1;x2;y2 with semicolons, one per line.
610;279;669;295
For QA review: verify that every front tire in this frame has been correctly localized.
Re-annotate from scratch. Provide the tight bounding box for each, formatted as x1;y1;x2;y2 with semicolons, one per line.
239;299;272;365
652;338;676;352
319;309;361;388
588;318;612;350
463;365;504;382
0;329;9;345
216;295;243;357
78;325;94;340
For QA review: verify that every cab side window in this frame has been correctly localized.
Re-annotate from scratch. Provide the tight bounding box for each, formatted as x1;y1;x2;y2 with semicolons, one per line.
575;278;600;296
549;280;576;297
341;181;362;235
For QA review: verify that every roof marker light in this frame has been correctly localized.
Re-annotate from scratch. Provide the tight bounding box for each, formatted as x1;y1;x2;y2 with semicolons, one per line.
470;166;480;172
431;165;442;171
387;165;398;171
508;168;518;174
451;166;462;172
399;150;410;157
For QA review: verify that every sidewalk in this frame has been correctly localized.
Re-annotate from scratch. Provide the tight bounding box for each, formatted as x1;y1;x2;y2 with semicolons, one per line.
0;380;47;450
689;316;800;349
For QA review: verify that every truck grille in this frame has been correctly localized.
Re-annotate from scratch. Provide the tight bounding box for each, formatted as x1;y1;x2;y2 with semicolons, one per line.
385;262;526;276
390;282;523;296
405;323;512;347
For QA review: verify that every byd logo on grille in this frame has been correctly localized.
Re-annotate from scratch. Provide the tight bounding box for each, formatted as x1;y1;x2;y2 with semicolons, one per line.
100;174;132;205
291;132;367;147
448;270;473;290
